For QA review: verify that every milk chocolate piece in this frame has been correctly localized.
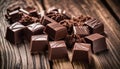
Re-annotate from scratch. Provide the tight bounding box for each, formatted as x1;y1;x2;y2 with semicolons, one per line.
5;22;25;44
84;18;104;34
73;26;90;37
45;23;68;40
8;10;23;23
30;35;48;53
48;41;68;60
24;23;45;41
72;43;91;63
85;33;107;53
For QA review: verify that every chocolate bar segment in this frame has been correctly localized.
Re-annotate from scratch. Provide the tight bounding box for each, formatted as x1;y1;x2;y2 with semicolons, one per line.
71;43;91;63
85;33;107;53
48;41;68;60
24;23;45;41
84;18;104;34
30;35;48;53
73;26;90;37
45;23;68;40
5;22;25;44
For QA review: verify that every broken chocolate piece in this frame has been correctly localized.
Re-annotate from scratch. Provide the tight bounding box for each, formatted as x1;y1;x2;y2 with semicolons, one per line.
48;41;68;60
45;23;68;40
85;33;107;53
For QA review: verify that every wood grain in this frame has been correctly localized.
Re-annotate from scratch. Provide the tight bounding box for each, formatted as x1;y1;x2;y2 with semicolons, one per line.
0;0;120;69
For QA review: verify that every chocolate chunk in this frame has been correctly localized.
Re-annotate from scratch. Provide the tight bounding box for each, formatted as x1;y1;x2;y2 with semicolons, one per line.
48;41;68;60
71;43;91;63
41;15;57;26
5;22;25;44
30;35;48;53
73;26;90;37
8;10;23;23
45;23;68;40
24;23;45;41
85;33;107;53
84;18;104;34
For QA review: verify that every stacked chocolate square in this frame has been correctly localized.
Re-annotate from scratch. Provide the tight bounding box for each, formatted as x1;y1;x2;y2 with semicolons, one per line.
5;6;108;64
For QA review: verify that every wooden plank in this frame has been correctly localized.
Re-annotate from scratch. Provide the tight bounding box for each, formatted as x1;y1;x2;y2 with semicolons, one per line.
102;0;120;23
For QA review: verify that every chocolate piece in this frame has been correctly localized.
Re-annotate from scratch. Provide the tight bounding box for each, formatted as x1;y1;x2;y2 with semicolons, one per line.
30;35;48;53
45;23;68;40
85;33;107;53
84;18;104;34
73;26;90;37
71;43;91;63
48;41;68;60
41;15;57;26
24;23;45;41
5;22;25;44
8;10;23;23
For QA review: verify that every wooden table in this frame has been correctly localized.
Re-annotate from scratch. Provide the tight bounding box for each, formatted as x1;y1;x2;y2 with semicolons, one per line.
0;0;120;69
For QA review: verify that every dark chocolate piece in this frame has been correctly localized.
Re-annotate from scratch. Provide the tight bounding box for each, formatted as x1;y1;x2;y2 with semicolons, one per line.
8;10;23;23
84;18;104;34
24;23;45;41
73;26;90;37
71;43;91;63
48;41;68;60
30;35;48;53
45;23;68;40
85;33;107;53
5;22;25;44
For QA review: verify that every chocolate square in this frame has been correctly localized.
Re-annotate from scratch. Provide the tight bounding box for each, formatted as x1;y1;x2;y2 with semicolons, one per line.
85;33;107;53
5;22;25;44
71;43;91;63
84;18;104;34
45;23;68;40
48;41;68;60
73;26;90;37
24;23;45;41
30;35;48;53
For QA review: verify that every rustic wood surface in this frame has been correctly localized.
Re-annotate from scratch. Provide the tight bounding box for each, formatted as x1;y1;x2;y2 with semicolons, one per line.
0;0;120;69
